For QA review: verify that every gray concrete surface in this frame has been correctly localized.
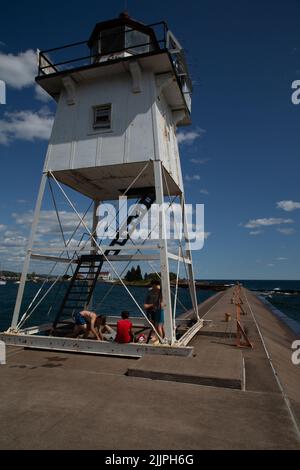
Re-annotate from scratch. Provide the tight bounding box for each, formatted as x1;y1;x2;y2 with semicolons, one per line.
127;342;243;389
0;287;299;450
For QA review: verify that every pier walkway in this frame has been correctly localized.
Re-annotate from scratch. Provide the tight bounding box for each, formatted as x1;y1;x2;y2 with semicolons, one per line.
0;287;299;449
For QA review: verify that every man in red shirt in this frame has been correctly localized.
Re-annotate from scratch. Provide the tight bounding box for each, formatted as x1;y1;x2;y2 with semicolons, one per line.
115;311;133;343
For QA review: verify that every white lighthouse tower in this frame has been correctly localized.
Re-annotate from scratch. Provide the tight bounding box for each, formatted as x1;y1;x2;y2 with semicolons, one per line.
8;12;201;353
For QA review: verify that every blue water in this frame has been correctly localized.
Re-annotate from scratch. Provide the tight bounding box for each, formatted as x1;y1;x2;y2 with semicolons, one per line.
1;279;299;332
208;279;300;326
0;282;215;331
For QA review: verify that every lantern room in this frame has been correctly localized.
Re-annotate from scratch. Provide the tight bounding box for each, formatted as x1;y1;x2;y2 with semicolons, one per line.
88;12;160;62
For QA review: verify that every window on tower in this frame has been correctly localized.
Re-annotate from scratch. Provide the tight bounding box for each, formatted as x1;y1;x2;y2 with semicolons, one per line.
100;27;124;55
93;104;112;130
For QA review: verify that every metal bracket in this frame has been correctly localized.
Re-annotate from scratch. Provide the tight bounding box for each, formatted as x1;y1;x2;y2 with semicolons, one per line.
62;76;76;105
128;60;142;93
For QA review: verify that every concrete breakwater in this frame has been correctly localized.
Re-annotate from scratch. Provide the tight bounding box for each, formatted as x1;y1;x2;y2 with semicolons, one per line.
0;287;299;450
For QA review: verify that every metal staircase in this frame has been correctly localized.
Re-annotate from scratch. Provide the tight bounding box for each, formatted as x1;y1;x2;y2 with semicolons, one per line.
52;190;155;329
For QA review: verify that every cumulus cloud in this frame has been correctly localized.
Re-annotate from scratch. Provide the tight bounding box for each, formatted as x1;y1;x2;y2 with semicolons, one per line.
12;210;92;237
0;108;54;145
177;128;206;145
185;174;201;182
0;224;7;231
277;228;296;235
34;84;52;103
249;230;263;235
277;200;300;212
277;257;288;260
0;49;52;102
244;218;294;229
2;235;27;247
189;158;209;164
0;49;36;89
200;189;209;195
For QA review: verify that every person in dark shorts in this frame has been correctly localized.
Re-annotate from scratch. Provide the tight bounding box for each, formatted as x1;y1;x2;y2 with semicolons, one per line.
71;310;102;340
115;311;133;343
144;280;165;340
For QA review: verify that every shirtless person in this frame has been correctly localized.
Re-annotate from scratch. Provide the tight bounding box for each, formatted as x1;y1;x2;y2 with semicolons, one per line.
72;310;102;340
95;315;115;340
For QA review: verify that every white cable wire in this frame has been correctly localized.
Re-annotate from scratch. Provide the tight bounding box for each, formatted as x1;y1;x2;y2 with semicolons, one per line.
17;164;152;331
49;170;163;343
17;202;94;329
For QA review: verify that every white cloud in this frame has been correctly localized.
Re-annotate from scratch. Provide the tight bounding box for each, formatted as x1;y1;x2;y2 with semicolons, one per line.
277;257;288;261
34;84;52;103
249;230;263;235
0;108;54;145
0;224;6;231
189;158;209;164
12;210;92;237
0;49;36;89
200;189;209;195
4;230;20;237
277;228;296;235
0;49;51;102
267;263;274;267
177;128;206;145
244;218;294;228
185;174;201;181
2;235;27;247
277;200;300;212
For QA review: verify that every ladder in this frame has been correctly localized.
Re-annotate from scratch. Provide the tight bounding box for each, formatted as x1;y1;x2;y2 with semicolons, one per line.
52;190;155;329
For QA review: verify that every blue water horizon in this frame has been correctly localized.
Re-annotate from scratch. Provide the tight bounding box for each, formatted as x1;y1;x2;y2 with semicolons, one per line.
0;279;299;333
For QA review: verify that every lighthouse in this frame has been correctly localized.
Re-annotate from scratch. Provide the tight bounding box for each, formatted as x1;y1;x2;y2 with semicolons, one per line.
9;12;201;351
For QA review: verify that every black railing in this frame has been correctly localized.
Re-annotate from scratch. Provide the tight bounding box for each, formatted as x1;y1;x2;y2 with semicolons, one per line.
38;22;168;76
37;21;192;111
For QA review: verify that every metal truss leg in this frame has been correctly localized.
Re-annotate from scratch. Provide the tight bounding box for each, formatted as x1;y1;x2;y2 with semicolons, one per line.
153;160;174;344
181;194;199;321
10;173;48;330
87;199;100;309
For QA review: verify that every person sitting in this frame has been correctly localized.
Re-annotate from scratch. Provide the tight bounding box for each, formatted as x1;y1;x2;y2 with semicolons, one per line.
115;311;133;344
71;310;102;340
95;315;115;340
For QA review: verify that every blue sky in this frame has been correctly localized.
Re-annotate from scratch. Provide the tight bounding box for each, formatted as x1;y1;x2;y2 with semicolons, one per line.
0;0;299;280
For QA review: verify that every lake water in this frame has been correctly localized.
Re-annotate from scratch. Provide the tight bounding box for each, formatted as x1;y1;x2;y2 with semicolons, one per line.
0;281;214;331
0;279;299;332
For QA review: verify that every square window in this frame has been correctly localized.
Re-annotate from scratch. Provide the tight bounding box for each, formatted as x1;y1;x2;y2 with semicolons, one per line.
93;104;111;130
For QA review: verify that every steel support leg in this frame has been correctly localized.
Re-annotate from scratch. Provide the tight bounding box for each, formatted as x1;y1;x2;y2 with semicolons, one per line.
11;173;48;330
181;194;199;321
87;199;100;309
153;160;174;344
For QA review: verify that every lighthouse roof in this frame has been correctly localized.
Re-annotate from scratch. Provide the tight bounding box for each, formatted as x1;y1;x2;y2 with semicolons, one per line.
87;12;160;50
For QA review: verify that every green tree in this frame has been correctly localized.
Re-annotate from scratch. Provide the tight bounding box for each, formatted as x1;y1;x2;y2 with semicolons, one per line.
136;265;142;281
